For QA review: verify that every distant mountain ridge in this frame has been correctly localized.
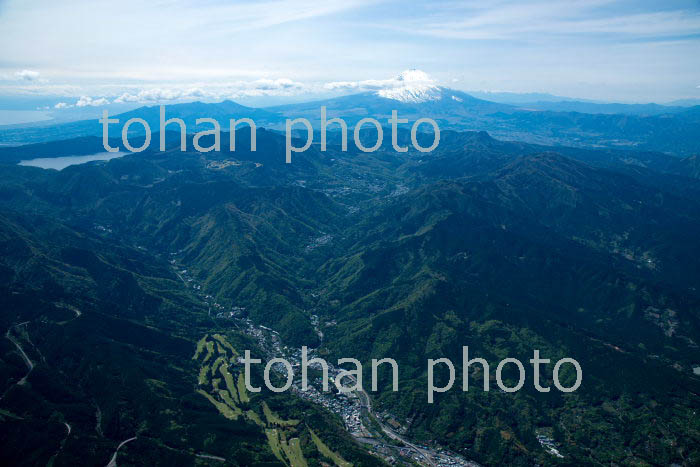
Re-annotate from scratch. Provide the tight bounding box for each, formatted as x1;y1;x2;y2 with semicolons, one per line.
1;89;699;155
467;90;698;114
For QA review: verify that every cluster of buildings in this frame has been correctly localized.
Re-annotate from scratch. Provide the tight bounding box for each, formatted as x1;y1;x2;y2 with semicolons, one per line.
536;433;565;459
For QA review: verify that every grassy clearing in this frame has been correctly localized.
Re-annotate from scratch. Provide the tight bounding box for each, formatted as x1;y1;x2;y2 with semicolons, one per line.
193;334;209;360
237;373;250;403
202;341;215;363
282;437;308;467
219;365;239;404
246;410;265;427
310;429;353;467
219;389;239;410
265;429;287;465
197;389;241;420
263;402;299;427
198;365;210;386
213;334;239;358
194;333;309;462
211;356;226;375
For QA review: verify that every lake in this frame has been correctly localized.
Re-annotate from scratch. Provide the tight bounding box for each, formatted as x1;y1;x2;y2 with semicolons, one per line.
18;151;127;170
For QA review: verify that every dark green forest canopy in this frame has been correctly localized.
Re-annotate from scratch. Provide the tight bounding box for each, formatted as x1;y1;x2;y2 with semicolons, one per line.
1;127;699;466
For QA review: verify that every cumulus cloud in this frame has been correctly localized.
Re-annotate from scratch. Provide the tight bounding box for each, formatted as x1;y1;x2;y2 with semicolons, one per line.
113;88;201;103
253;78;303;91
323;81;360;91
14;69;40;81
54;102;71;109
324;69;436;92
75;95;110;107
112;78;307;104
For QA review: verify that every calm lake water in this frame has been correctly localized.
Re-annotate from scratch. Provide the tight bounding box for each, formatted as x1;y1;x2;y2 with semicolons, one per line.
18;152;127;170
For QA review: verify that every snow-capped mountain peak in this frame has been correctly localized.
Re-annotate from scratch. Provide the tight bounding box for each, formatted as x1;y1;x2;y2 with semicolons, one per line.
376;69;442;103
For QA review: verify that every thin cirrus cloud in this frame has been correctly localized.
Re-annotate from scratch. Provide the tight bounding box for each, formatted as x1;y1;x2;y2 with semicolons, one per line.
386;1;700;41
0;0;373;85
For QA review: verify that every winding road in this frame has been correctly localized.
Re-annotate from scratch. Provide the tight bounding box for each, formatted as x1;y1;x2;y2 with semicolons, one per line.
1;322;34;400
106;436;138;467
349;375;437;466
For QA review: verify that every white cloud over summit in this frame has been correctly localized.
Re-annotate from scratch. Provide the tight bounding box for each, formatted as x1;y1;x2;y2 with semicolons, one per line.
325;70;442;103
324;69;436;91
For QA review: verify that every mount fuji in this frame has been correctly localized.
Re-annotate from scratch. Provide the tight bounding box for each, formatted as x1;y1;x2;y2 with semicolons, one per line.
267;70;512;124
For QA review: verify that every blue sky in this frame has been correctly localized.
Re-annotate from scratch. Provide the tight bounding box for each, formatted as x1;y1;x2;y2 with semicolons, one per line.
0;0;699;109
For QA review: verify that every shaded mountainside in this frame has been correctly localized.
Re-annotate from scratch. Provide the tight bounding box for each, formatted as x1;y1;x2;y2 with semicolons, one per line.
0;127;700;465
321;154;700;367
316;154;700;465
0;202;383;467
